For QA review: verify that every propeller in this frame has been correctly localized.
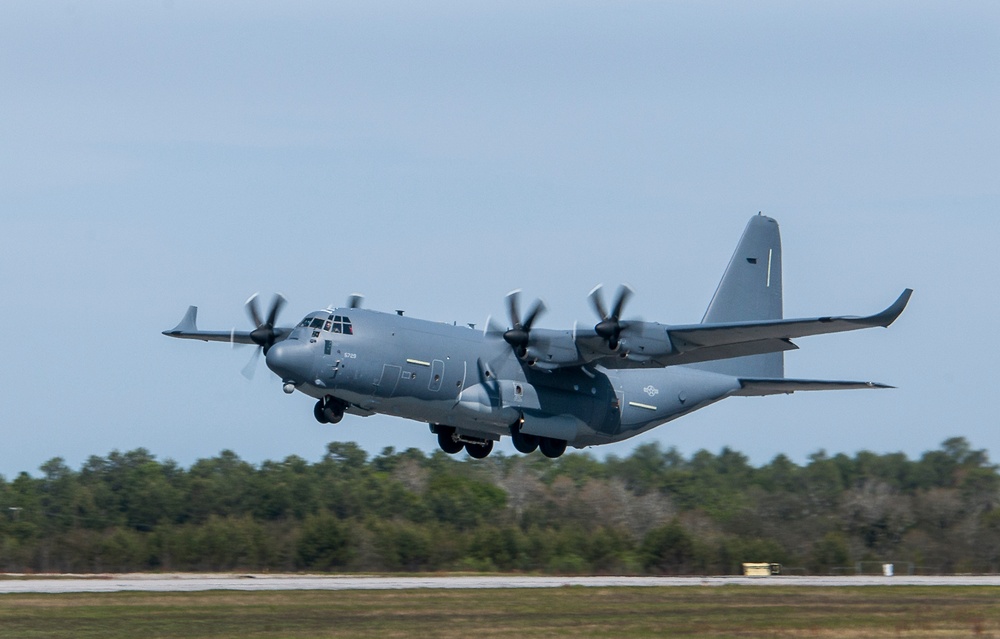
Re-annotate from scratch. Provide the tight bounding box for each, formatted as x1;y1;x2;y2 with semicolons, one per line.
246;292;287;354
239;293;287;380
502;290;546;359
241;346;263;380
483;314;506;338
588;284;633;350
346;293;364;309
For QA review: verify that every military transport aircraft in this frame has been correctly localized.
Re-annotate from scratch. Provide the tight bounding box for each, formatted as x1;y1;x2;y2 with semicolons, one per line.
164;215;911;459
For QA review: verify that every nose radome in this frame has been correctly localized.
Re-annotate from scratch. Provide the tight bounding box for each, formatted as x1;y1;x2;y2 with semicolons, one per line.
265;340;314;382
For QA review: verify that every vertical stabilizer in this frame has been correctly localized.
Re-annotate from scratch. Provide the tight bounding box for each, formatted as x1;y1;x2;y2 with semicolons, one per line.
695;214;784;377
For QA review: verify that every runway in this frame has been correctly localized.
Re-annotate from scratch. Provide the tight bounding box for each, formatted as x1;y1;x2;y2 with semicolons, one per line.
3;574;1000;593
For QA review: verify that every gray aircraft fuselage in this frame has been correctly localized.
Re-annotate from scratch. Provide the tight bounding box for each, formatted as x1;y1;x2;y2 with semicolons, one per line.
266;308;739;450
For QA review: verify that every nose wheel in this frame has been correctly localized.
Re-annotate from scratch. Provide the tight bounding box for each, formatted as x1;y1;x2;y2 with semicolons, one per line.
314;396;345;424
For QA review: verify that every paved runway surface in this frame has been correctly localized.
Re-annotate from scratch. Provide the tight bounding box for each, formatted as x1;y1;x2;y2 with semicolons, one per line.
3;574;1000;593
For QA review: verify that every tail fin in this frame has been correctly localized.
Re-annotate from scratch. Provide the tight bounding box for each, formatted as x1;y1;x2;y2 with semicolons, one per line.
695;214;784;378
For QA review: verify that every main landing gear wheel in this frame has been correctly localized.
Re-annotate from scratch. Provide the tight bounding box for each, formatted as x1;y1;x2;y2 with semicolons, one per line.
511;430;539;454
465;439;494;459
437;431;464;455
539;437;567;458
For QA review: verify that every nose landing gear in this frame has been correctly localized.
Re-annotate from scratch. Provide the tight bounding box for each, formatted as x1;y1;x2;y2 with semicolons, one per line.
314;396;346;424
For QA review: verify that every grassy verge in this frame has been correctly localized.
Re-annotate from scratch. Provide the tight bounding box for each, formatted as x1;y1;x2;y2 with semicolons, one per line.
1;586;998;638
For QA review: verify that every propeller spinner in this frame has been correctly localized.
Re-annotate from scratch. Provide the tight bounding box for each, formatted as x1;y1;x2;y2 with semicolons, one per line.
239;293;287;380
589;284;633;350
246;292;286;353
502;290;546;359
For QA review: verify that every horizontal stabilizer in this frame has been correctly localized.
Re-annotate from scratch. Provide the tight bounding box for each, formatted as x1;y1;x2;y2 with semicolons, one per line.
734;378;894;396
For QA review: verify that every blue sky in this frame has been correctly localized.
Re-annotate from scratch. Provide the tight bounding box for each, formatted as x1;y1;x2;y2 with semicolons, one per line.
1;1;996;476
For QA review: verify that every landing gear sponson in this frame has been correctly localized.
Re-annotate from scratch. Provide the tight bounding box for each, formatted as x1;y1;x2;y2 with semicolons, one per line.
431;424;566;459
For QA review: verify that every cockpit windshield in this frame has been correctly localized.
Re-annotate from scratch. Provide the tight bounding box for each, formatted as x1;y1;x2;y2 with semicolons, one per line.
297;314;354;335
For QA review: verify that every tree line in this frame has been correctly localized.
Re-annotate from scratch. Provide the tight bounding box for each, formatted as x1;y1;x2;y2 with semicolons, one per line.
1;436;998;575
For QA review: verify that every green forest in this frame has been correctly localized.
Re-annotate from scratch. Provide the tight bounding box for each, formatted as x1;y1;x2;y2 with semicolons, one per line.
1;437;998;575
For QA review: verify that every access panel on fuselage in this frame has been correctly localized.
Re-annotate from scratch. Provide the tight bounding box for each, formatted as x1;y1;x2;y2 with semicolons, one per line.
373;364;401;397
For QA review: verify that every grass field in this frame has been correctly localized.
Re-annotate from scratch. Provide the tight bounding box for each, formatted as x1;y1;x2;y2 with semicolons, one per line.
1;586;999;638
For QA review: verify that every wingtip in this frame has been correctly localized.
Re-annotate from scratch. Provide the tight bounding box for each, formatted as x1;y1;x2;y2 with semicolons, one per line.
880;288;913;327
164;305;198;336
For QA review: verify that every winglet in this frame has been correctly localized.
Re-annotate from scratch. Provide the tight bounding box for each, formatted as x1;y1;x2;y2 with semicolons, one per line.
163;306;198;336
858;289;913;328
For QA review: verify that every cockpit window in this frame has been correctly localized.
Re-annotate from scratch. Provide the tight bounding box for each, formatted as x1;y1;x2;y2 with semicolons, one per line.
331;316;353;335
297;314;353;335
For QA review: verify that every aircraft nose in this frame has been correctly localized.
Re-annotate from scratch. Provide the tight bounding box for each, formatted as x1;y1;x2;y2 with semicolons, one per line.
265;340;314;382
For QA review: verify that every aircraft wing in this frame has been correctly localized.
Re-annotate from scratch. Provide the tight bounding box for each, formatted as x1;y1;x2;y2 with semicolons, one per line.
162;306;290;345
661;289;911;365
588;289;911;369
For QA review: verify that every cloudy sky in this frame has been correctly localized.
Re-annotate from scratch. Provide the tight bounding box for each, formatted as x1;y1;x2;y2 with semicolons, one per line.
1;1;996;476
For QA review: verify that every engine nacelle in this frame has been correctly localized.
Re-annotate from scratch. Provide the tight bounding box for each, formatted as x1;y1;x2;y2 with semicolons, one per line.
616;323;673;361
521;329;585;368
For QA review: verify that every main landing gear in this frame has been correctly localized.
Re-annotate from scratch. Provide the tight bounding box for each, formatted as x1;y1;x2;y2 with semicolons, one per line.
434;426;495;458
538;437;567;458
437;430;464;454
511;422;566;458
510;428;539;454
431;425;566;459
314;396;346;424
